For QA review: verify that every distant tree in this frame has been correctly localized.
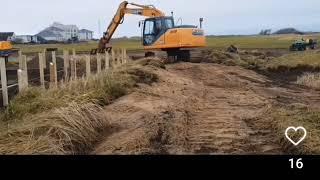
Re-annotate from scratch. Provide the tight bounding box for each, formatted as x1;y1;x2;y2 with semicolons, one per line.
259;29;272;35
273;28;304;35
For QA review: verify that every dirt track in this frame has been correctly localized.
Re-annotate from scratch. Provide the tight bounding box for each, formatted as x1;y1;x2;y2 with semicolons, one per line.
93;62;320;155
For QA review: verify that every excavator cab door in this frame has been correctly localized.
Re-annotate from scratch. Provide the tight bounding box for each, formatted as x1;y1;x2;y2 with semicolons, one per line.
143;18;157;46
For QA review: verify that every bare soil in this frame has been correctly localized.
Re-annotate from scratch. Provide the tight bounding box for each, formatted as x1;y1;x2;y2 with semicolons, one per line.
92;62;320;155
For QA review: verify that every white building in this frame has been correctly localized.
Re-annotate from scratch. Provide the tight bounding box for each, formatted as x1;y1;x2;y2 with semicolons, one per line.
37;22;94;42
51;22;79;40
14;35;38;43
37;26;64;42
79;29;93;41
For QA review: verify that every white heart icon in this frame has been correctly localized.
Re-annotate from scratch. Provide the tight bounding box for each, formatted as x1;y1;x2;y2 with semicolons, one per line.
285;127;307;146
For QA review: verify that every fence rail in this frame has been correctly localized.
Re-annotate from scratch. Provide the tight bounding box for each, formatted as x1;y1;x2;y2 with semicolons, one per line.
0;48;129;107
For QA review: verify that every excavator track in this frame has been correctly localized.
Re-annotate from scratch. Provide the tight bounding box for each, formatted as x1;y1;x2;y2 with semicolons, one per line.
162;49;204;64
143;49;205;64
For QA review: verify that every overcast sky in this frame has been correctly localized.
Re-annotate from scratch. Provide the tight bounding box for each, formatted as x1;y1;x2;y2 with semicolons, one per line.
1;0;320;38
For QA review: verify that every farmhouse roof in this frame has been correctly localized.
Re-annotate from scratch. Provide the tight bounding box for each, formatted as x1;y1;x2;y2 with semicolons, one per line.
37;26;65;37
52;22;78;30
79;29;93;33
0;32;14;41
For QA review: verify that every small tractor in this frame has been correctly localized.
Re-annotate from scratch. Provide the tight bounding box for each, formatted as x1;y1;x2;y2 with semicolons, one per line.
290;38;317;51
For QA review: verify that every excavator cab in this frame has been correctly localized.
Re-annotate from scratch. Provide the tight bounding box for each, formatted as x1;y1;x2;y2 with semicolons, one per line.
143;16;174;46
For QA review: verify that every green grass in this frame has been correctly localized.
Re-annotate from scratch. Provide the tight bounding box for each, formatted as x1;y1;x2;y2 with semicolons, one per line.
14;39;142;54
15;34;320;54
206;36;290;49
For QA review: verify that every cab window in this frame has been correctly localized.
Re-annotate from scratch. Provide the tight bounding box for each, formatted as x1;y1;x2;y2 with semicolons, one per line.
165;18;174;29
143;20;156;46
144;20;155;35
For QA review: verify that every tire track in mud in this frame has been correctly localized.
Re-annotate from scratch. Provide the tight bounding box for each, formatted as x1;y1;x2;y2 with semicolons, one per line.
173;64;283;154
93;63;294;154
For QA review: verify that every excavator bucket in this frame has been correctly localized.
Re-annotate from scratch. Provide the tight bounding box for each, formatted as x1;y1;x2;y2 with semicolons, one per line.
90;39;112;55
90;47;112;55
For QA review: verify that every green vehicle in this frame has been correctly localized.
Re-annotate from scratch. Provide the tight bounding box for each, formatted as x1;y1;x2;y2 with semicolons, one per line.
290;38;317;51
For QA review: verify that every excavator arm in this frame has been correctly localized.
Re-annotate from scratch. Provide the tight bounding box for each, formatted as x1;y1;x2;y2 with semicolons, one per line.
95;1;165;53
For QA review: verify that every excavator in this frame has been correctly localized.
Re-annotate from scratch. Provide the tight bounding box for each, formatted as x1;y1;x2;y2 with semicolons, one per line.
0;41;18;63
0;41;14;56
93;1;206;62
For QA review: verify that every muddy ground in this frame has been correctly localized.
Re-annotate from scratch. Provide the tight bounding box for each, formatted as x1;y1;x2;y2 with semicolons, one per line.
92;61;320;155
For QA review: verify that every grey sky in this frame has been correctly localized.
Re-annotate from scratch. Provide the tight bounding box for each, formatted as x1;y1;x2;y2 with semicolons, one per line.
1;0;320;38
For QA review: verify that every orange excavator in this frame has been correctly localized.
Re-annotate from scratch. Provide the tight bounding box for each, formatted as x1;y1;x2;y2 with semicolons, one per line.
0;41;14;56
94;1;206;62
0;41;19;63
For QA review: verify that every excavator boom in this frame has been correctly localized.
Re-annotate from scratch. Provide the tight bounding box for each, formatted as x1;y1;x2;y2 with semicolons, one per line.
95;1;165;53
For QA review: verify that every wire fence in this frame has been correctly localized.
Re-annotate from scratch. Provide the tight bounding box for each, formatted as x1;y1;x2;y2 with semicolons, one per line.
0;48;129;107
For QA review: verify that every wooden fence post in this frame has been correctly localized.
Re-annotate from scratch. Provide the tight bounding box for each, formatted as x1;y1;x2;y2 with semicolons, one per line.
18;51;23;69
86;55;91;77
111;49;116;68
97;53;102;73
42;49;47;69
70;58;74;81
71;49;77;80
63;50;69;80
123;48;127;64
70;57;77;80
105;52;110;70
38;53;45;88
21;55;28;86
21;55;28;70
17;68;28;92
117;49;122;66
74;58;77;79
49;63;57;88
0;58;8;106
52;51;58;87
118;48;122;65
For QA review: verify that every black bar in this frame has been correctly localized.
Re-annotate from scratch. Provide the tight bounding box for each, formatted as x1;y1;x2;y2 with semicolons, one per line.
0;155;318;176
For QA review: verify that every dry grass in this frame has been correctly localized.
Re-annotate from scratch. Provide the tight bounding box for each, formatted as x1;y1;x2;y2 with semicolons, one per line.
265;51;320;71
268;106;320;154
1;59;160;121
0;59;162;154
203;49;269;69
297;73;320;90
0;103;109;154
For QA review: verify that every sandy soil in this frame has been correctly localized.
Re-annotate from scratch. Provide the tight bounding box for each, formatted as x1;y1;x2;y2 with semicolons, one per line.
93;62;320;155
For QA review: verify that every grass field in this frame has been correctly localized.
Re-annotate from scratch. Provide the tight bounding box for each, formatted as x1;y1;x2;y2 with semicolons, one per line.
266;51;320;70
14;39;142;54
14;34;320;54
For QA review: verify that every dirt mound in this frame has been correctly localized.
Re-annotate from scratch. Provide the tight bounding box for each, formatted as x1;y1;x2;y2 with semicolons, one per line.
226;45;238;53
200;49;284;70
135;57;166;69
94;62;320;155
203;50;241;64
